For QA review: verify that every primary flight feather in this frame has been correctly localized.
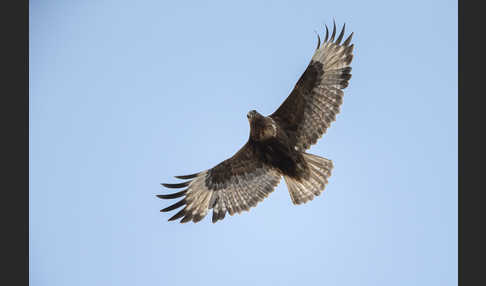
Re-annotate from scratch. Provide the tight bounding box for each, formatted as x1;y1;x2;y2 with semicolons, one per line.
157;21;354;223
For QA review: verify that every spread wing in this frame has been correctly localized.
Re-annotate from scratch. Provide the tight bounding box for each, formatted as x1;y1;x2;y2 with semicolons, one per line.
157;142;282;223
270;22;354;151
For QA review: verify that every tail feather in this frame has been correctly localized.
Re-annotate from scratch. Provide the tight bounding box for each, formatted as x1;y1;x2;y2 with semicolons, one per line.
284;153;333;205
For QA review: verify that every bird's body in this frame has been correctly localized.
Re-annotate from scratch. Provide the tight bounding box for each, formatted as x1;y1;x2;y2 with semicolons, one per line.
158;22;354;223
246;111;307;179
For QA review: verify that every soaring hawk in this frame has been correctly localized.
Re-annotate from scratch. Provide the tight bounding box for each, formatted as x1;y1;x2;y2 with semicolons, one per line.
157;22;354;223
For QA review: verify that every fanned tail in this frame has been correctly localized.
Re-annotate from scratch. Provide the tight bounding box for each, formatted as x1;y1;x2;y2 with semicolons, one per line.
284;153;333;205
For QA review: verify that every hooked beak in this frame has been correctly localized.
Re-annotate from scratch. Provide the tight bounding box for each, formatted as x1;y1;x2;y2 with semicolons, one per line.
247;110;257;120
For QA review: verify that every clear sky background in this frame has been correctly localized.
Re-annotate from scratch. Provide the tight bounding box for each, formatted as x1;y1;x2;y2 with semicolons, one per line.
30;0;457;285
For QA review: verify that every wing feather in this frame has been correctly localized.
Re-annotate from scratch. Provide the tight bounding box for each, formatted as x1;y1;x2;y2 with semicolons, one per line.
157;142;282;223
270;22;354;151
156;190;187;199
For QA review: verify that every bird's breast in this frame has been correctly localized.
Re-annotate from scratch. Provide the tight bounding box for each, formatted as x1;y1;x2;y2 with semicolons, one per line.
252;135;305;178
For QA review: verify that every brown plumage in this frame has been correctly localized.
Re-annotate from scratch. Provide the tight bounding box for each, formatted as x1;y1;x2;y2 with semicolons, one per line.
157;22;354;223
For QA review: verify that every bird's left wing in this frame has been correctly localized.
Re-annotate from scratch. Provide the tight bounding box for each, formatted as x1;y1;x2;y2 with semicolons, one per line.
270;22;354;151
157;142;282;223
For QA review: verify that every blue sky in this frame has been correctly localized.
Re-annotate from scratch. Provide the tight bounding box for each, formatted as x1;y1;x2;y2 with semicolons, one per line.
30;1;457;285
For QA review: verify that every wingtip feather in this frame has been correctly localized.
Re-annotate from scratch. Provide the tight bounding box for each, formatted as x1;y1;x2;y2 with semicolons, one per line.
336;23;345;44
343;32;354;46
161;182;190;189
315;31;321;50
168;208;186;221
160;199;186;212
156;190;187;199
330;20;336;41
174;172;199;180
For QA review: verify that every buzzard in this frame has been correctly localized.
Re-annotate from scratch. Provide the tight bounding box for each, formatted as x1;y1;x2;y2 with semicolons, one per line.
157;22;354;223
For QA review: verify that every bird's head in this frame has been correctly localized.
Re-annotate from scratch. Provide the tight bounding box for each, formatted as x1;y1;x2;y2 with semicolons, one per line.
247;110;277;141
247;110;262;122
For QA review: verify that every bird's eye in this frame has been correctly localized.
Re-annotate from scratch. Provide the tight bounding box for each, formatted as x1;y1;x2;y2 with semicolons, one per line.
247;114;250;118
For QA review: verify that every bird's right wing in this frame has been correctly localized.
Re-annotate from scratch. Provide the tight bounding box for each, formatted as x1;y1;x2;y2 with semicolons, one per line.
157;142;282;223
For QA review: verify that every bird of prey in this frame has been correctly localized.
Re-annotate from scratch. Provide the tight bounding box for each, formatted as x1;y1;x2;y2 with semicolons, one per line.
157;22;354;223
